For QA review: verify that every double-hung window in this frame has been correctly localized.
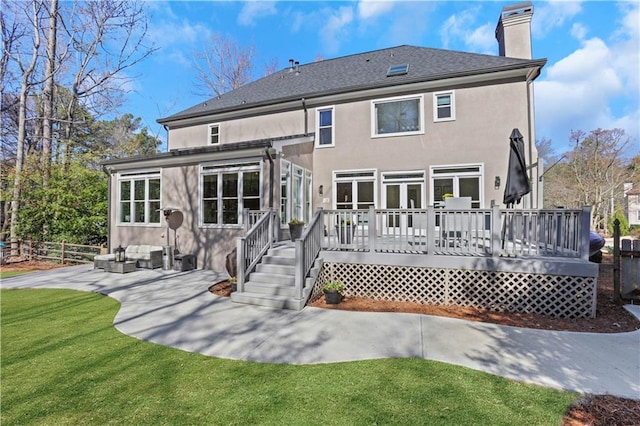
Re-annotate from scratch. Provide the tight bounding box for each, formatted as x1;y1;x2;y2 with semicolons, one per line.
433;91;455;122
316;106;334;147
208;124;220;145
118;171;161;225
372;95;424;137
200;162;261;226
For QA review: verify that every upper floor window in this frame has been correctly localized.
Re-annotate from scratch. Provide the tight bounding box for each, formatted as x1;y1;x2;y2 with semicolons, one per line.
200;162;261;226
316;107;334;147
433;91;455;122
208;124;220;145
372;95;424;137
118;171;161;225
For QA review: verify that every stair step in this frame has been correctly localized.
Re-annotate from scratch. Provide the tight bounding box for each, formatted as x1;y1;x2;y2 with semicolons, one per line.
267;246;295;257
256;263;295;276
248;272;295;286
244;281;296;297
262;254;296;266
230;291;305;310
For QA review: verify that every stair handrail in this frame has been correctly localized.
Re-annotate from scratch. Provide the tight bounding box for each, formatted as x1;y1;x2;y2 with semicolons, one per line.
294;208;324;300
237;209;276;292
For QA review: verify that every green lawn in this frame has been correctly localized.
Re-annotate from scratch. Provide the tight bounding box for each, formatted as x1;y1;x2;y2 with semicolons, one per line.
1;289;578;425
0;270;33;279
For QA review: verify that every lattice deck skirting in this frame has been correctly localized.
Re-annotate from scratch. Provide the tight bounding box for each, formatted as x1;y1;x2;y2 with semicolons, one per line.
310;262;597;319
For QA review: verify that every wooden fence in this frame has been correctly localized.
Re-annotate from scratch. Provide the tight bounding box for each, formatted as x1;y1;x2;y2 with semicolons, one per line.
0;240;107;265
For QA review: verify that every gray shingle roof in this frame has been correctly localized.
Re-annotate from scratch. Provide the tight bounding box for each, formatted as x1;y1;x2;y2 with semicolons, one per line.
159;45;545;124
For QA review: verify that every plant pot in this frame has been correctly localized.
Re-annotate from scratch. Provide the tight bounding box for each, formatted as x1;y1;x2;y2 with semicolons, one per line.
335;224;355;244
324;290;342;304
289;223;304;241
231;282;237;292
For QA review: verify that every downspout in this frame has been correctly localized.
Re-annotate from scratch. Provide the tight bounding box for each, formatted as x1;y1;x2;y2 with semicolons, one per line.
301;98;308;135
265;147;274;211
526;76;535;208
102;165;112;253
163;125;169;152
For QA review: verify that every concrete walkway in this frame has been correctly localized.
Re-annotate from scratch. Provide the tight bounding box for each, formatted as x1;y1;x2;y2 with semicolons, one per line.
2;264;639;399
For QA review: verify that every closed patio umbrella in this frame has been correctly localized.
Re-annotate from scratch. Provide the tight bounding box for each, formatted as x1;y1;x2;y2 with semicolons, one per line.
503;128;531;207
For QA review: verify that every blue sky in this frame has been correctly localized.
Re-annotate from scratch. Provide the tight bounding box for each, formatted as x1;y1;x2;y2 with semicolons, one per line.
121;1;639;157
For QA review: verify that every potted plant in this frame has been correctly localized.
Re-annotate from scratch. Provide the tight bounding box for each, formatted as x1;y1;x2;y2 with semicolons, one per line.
229;276;237;292
335;218;356;244
288;218;304;241
322;280;345;304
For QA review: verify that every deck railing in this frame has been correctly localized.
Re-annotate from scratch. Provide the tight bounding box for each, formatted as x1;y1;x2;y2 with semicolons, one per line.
320;206;591;259
294;208;324;299
237;209;277;291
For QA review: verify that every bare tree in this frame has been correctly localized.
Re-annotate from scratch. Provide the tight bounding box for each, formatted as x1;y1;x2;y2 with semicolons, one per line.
566;129;632;231
8;0;44;250
263;57;279;77
41;0;58;182
192;33;255;97
56;0;156;164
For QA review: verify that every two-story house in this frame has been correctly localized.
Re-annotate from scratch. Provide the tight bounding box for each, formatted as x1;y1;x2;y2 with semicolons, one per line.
104;2;545;272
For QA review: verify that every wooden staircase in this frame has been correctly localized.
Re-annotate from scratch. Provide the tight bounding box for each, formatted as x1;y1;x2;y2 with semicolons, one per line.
230;244;321;310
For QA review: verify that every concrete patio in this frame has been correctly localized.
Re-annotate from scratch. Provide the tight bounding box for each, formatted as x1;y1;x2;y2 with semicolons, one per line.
1;264;638;399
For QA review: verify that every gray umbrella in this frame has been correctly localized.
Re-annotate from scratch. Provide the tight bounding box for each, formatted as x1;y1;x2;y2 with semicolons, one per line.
503;128;531;207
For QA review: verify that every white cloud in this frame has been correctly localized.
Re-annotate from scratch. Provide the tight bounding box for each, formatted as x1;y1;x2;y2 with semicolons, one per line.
570;23;587;40
237;1;278;27
439;8;494;54
357;0;395;20
531;1;583;38
536;3;639;152
536;37;633;150
320;6;354;54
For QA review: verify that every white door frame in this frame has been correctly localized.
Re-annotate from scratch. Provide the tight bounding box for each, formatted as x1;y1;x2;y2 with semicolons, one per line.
381;171;426;231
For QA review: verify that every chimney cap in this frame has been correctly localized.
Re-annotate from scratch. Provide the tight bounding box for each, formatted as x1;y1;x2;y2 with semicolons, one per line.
500;1;533;21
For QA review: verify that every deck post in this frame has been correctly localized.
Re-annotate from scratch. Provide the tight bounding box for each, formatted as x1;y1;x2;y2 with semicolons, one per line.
490;204;502;257
427;206;436;254
243;209;250;233
613;219;621;304
237;238;246;292
368;206;376;252
295;239;304;299
580;206;591;261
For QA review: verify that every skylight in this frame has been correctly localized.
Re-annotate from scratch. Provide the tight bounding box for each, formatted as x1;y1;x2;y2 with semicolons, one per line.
387;64;408;77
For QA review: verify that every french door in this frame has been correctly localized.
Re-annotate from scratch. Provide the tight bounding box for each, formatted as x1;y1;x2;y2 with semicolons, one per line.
382;172;425;231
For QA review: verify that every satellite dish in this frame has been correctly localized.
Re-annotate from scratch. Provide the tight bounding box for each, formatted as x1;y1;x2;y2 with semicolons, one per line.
167;211;183;230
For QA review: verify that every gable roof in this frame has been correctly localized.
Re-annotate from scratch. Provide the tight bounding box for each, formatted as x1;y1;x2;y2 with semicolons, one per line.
158;45;546;124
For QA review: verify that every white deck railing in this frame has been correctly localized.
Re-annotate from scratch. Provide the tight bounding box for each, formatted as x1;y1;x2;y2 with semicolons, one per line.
294;209;324;299
320;206;591;259
237;209;277;291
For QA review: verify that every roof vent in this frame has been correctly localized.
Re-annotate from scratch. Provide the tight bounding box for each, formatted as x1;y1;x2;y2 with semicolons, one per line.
387;64;408;77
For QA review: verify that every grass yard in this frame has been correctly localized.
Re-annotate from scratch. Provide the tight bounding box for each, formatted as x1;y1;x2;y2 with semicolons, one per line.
1;289;578;425
0;270;32;279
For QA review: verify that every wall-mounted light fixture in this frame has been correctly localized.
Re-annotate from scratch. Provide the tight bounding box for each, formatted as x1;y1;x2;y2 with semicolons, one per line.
494;176;501;190
318;185;323;195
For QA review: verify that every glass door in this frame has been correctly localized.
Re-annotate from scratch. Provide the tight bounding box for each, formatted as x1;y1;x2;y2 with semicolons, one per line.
382;172;425;231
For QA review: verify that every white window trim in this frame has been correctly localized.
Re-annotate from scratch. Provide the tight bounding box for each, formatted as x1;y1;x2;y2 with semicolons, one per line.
429;163;484;208
199;160;263;228
207;123;221;145
117;169;162;227
332;169;378;210
315;106;335;148
371;94;425;138
381;170;426;210
433;91;455;122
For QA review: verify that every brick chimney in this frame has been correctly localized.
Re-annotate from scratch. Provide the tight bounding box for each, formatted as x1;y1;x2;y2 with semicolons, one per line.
495;2;534;59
